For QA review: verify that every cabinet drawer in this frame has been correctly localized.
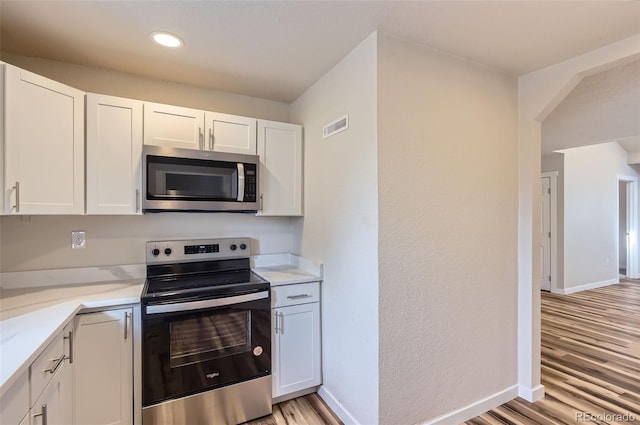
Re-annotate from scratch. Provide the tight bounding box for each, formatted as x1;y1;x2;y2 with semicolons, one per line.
0;370;29;425
271;282;320;308
30;331;65;405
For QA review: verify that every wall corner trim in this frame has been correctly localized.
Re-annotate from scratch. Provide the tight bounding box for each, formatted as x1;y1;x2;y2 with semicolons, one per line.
317;386;362;425
419;385;519;425
518;384;545;402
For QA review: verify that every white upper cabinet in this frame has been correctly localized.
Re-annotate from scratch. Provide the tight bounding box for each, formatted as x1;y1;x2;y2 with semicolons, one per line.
86;94;143;215
143;102;205;149
205;112;257;154
257;120;303;216
143;102;257;154
3;64;85;214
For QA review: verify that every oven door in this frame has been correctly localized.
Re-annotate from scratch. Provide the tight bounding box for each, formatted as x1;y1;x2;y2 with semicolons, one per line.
142;290;271;407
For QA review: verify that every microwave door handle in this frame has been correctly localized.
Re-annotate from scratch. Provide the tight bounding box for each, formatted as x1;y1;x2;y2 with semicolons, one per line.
237;163;245;202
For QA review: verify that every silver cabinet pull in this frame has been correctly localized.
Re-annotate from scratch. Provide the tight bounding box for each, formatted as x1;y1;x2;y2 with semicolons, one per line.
64;330;73;364
259;194;264;212
198;127;203;149
209;128;213;150
124;311;130;340
274;311;279;334
33;404;47;425
135;189;140;212
287;294;311;300
279;312;284;334
44;355;65;375
13;181;20;212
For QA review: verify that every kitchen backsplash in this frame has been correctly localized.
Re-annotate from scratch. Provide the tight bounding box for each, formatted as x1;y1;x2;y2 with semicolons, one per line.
0;214;292;272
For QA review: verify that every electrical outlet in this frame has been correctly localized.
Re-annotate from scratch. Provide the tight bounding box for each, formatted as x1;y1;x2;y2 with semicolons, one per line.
71;231;86;249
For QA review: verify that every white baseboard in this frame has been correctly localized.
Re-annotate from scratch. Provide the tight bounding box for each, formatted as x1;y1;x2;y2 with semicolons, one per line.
421;385;519;425
1;264;146;289
317;386;362;425
519;384;545;402
560;278;618;295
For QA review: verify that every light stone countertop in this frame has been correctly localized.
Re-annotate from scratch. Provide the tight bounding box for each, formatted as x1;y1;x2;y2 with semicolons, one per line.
0;254;321;396
252;254;323;286
0;279;144;396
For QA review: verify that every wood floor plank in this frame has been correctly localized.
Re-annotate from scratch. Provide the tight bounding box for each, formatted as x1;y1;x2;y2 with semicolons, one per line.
464;279;640;425
242;392;344;425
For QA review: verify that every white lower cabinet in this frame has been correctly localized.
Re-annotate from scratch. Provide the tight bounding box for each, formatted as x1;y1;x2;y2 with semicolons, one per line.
74;308;133;425
271;282;321;400
30;322;73;425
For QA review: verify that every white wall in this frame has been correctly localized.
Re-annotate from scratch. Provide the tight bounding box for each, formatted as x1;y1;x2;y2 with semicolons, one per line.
0;53;293;273
517;34;640;401
1;214;291;272
377;34;518;424
289;33;379;425
559;142;638;289
0;52;290;122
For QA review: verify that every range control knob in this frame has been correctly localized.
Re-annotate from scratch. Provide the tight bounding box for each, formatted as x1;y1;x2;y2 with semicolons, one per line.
240;243;247;250
164;248;172;256
151;248;160;256
230;244;237;251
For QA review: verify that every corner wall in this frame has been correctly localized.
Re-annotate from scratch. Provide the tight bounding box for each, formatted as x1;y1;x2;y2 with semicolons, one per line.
377;34;518;424
289;33;379;425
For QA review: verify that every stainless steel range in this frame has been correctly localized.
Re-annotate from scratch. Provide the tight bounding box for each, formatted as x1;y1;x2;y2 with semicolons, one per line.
141;238;272;425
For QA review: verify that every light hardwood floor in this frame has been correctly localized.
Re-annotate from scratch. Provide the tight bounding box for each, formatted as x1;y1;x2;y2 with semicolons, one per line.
245;280;639;425
465;279;640;424
243;393;344;425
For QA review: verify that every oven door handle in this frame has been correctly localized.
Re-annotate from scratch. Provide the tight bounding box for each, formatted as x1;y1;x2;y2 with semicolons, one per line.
145;291;268;315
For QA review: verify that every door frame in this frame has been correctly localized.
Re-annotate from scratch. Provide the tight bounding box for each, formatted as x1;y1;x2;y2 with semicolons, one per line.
617;175;638;279
541;172;559;293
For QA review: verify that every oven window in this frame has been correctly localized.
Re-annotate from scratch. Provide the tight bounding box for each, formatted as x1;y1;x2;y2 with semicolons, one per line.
147;155;238;201
169;310;251;368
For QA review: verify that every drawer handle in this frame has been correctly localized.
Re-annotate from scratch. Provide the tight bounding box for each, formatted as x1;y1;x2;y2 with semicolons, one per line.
286;294;311;300
33;404;47;425
44;354;65;375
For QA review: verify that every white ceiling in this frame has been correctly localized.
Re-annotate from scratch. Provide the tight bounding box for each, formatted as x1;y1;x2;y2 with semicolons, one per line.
1;1;639;103
542;59;640;155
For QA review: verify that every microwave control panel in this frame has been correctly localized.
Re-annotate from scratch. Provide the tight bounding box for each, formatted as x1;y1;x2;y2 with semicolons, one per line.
244;164;257;202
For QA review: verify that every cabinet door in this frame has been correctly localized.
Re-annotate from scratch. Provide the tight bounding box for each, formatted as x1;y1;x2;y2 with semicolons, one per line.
86;94;143;214
32;363;66;425
257;120;303;216
273;302;321;398
205;112;257;154
74;308;133;425
3;64;84;214
143;102;204;149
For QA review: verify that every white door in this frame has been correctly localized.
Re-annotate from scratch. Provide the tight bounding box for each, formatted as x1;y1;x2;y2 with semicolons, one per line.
4;64;85;214
74;309;133;425
86;94;143;214
273;302;321;398
143;102;204;150
541;177;551;291
205;112;257;154
257;120;303;216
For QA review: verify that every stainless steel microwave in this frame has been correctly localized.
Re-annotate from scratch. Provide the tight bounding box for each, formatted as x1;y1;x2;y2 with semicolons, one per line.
142;146;259;212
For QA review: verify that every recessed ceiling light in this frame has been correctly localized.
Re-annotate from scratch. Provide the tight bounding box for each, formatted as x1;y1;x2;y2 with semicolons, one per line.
151;32;184;48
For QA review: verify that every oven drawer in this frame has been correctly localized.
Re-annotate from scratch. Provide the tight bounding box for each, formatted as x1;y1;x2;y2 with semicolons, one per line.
271;282;320;308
